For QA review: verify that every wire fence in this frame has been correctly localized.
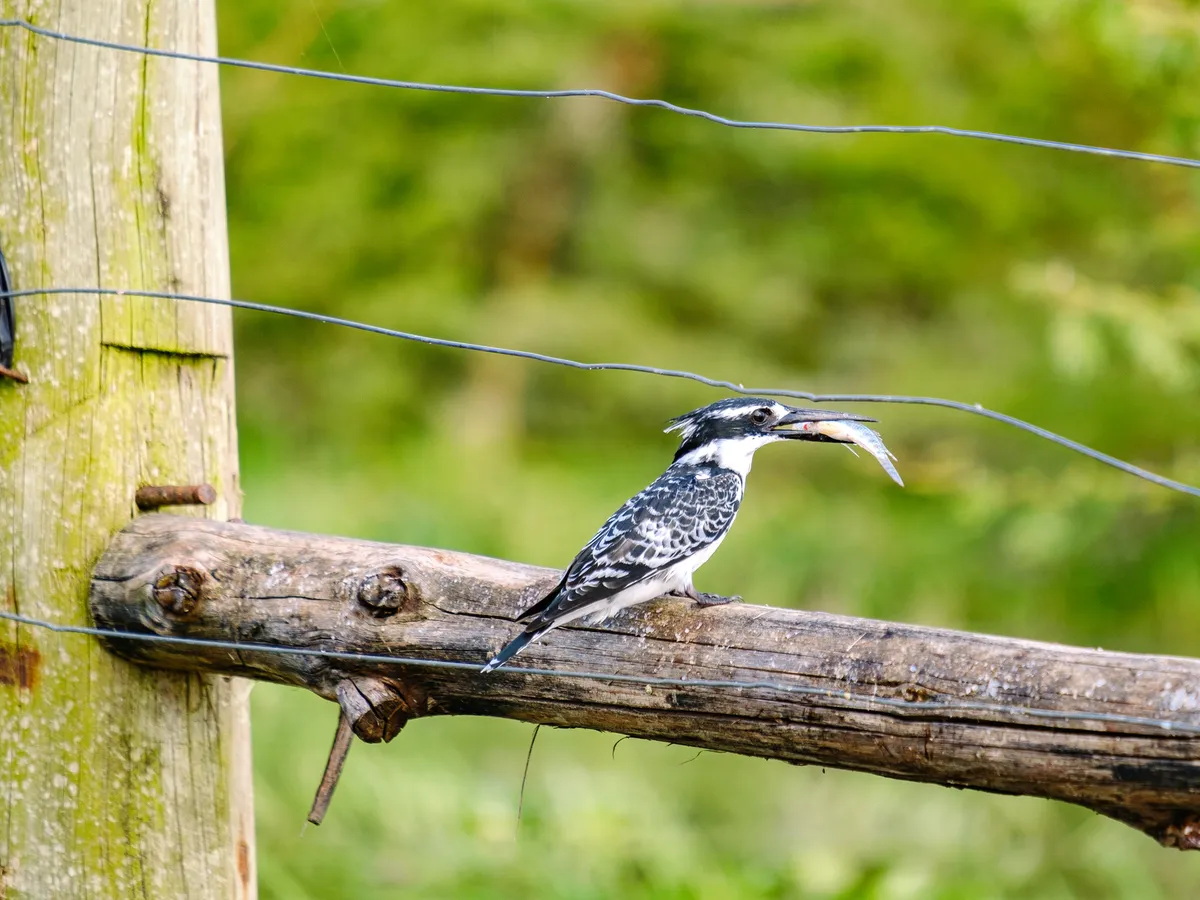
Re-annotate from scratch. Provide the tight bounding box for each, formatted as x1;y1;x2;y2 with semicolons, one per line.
3;608;1198;737
2;18;1199;739
6;286;1200;498
3;18;1198;496
4;18;1200;170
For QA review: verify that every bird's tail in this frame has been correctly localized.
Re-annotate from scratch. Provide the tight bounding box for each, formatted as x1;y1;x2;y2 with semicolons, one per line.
481;627;541;673
483;575;567;672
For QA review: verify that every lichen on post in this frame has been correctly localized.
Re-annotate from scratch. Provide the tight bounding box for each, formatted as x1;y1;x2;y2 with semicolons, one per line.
0;5;254;898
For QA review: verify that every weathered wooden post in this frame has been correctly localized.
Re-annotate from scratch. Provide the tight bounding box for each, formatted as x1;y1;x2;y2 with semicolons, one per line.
0;5;254;898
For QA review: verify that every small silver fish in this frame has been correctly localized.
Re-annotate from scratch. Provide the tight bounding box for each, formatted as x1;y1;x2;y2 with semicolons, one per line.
801;420;904;487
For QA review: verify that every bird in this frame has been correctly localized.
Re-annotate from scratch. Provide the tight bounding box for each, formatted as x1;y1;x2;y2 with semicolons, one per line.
481;397;883;672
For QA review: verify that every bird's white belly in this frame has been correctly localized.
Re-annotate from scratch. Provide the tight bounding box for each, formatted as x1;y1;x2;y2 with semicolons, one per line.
583;530;730;624
673;531;727;581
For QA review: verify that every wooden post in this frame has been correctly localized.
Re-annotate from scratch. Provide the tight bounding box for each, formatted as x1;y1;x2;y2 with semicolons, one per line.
0;6;254;899
90;516;1200;850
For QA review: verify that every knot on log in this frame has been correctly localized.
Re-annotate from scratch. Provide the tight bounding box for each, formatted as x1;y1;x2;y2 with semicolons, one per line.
902;684;937;703
152;565;207;616
354;566;418;618
335;676;418;743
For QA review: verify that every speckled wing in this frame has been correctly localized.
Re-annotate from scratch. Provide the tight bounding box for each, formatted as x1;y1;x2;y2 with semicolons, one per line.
518;468;744;627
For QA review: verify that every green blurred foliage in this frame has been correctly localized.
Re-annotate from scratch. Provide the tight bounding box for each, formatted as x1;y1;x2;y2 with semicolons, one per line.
216;0;1200;896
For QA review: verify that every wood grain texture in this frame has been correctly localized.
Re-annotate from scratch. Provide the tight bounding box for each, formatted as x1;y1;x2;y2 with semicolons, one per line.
92;515;1200;850
0;4;254;898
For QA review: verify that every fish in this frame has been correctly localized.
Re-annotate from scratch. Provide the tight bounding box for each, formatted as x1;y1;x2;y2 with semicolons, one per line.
797;419;904;487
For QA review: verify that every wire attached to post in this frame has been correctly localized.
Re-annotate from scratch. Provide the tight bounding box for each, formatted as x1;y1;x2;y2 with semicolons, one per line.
2;608;1198;737
1;18;1200;171
3;285;1198;499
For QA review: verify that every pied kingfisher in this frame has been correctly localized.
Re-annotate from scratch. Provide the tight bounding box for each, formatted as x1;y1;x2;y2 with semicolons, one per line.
482;396;892;672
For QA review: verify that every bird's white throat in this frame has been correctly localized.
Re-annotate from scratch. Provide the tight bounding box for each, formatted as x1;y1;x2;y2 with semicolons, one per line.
674;435;777;476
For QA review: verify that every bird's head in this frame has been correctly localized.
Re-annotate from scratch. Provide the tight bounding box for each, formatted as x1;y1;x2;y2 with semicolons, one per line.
666;397;876;475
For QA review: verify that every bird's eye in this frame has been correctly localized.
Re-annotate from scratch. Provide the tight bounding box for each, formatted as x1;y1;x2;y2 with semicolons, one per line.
750;408;771;425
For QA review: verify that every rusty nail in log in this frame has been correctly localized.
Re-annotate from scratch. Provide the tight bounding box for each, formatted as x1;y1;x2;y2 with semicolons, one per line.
136;483;217;510
152;566;206;616
356;567;412;618
0;364;28;384
307;709;354;826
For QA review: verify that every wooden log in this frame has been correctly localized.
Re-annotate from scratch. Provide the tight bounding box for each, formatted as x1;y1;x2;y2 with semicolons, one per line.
0;6;254;898
90;515;1200;850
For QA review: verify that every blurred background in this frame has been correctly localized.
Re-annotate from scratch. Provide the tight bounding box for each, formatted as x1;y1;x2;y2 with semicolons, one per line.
217;1;1200;897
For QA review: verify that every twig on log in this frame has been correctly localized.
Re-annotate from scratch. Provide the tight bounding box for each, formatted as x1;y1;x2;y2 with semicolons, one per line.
308;710;354;826
309;676;412;823
89;515;1200;849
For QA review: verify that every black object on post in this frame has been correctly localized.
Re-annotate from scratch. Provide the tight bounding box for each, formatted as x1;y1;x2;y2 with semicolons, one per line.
0;241;25;383
0;242;13;369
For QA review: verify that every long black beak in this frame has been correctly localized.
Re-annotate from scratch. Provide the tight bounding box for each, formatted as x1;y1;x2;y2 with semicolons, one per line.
771;406;875;440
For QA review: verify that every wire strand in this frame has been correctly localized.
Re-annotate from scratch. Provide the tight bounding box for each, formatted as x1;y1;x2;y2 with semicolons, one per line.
5;285;1199;499
1;19;1197;497
1;608;1196;736
2;18;1199;171
2;17;1196;772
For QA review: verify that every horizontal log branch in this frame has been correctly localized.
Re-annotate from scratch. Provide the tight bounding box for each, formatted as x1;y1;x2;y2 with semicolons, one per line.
89;515;1200;848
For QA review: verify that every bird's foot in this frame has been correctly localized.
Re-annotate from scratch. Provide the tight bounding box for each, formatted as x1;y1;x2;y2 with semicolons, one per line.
693;591;739;608
668;586;740;607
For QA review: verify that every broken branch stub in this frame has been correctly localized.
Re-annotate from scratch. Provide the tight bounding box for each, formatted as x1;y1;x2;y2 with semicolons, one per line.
336;677;411;743
305;676;414;824
89;515;1200;848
